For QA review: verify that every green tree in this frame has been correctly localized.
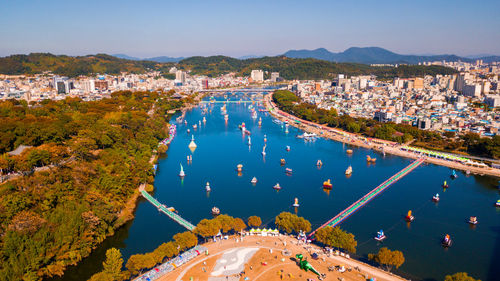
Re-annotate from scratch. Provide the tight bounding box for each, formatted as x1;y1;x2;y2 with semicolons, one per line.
247;216;262;227
194;219;221;239
315;226;357;253
215;214;235;233
274;212;311;234
368;247;405;271
233;218;247;232
102;248;125;280
444;272;480;281
173;231;198;251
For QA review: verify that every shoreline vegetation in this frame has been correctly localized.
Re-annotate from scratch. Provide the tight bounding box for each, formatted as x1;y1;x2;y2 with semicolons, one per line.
266;90;500;177
0;90;194;280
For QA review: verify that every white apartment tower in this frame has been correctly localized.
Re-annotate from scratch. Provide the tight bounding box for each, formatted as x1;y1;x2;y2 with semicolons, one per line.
251;70;264;82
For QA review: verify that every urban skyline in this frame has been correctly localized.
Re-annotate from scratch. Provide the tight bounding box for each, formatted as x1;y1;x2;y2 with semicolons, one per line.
1;0;500;57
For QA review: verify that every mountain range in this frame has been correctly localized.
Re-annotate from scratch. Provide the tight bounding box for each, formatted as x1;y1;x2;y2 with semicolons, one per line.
283;47;500;64
113;54;184;63
114;47;500;65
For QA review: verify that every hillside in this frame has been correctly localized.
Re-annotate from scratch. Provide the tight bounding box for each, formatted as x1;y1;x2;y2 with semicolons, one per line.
0;53;458;79
178;56;458;79
284;47;500;64
0;53;164;77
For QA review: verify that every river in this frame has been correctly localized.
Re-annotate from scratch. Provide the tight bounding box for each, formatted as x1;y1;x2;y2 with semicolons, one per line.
52;93;500;281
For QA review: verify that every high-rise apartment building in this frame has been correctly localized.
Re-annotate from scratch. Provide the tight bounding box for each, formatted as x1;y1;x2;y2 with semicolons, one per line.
250;70;264;82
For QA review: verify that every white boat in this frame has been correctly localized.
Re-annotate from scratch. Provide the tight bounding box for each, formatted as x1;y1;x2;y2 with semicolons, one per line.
202;117;206;123
188;135;197;149
179;163;185;177
193;124;197;129
286;145;290;151
206;182;211;192
247;136;251;145
273;183;281;190
224;114;229;121
468;216;478;225
251;111;257;119
262;145;266;156
374;230;386;241
432;193;440;202
251;177;257;184
292;198;300;207
345;165;352;175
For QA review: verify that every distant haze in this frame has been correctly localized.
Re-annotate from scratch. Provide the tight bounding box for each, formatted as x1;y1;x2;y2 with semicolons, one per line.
0;0;499;57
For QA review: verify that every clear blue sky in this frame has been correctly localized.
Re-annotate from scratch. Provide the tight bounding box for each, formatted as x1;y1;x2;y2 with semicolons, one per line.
1;0;499;57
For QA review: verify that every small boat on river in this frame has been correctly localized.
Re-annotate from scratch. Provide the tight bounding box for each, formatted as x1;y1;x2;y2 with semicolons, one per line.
206;182;211;192
212;207;220;216
450;170;458;179
442;180;449;188
442;234;452;247
496;200;500;207
251;177;257;184
280;159;286;165
468;216;478;225
346;149;353;154
323;179;332;189
374;230;386;241
286;145;290;151
292;198;300;207
317;160;323;167
179;163;185;177
285;168;293;174
273;183;282;190
405;210;414;222
432;193;440;202
262;145;266;156
345;166;352;175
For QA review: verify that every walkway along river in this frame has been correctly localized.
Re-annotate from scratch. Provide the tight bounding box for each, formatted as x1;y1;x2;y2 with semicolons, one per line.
52;93;500;281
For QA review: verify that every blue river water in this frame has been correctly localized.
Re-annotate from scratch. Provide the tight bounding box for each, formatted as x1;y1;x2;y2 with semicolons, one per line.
53;94;500;281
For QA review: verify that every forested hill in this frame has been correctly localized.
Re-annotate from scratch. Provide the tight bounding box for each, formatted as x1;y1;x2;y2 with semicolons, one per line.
0;53;458;79
0;53;167;77
177;56;458;79
0;91;185;280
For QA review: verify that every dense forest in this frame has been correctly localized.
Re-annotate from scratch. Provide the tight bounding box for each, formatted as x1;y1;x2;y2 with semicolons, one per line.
0;53;166;77
178;56;458;79
273;90;500;159
0;91;184;280
0;53;457;80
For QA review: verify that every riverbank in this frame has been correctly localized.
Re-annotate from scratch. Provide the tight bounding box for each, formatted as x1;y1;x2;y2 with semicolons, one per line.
264;92;500;178
156;235;407;281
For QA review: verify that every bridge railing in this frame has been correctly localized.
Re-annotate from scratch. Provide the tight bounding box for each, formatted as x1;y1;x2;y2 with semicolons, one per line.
309;158;424;237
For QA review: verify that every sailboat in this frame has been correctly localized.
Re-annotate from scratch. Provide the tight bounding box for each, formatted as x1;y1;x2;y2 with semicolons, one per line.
251;177;257;184
262;144;266;156
188;135;197;149
179;163;185;177
205;182;211;192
